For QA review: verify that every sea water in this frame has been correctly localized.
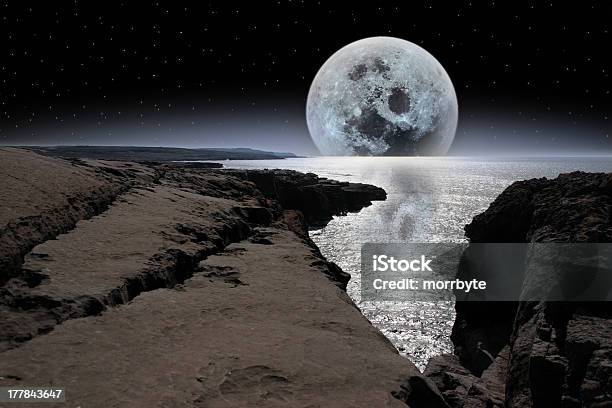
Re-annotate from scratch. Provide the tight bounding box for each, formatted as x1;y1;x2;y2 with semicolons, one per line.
214;156;612;370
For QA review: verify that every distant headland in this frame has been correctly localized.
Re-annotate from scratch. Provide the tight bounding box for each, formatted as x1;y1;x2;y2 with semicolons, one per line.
13;145;301;162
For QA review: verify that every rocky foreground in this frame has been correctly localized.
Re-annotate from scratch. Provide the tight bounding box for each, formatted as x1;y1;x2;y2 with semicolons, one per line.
0;148;448;408
4;148;610;407
426;172;612;407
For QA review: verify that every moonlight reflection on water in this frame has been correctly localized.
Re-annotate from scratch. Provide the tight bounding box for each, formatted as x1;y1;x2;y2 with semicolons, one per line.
216;156;612;371
310;218;456;371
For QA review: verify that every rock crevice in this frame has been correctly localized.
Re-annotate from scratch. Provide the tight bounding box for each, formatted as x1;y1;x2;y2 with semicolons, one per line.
0;148;448;407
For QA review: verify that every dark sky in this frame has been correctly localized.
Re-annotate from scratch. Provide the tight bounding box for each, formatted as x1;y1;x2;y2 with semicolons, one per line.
0;1;610;155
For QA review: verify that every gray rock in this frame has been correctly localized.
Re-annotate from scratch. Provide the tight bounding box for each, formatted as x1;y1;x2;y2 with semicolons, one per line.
452;171;612;407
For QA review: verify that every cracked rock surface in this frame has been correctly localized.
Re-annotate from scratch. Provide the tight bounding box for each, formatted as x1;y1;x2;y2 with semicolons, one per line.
0;148;447;408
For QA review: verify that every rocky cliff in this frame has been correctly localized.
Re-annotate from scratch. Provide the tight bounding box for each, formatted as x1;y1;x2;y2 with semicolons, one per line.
0;148;448;408
426;172;612;407
223;169;387;228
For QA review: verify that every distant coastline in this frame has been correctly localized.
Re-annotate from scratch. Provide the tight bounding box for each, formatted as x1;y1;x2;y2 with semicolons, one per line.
11;145;302;162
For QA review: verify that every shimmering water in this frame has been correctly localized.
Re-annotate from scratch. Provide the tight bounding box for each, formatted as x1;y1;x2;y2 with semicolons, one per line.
215;156;612;370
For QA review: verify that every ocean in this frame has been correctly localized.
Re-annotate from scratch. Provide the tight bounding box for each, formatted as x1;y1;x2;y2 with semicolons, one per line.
214;156;612;370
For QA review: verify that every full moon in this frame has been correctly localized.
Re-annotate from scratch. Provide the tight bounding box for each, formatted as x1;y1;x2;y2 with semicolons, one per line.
306;37;458;156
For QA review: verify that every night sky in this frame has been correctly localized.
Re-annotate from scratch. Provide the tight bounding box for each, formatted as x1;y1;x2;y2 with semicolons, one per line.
1;1;610;155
